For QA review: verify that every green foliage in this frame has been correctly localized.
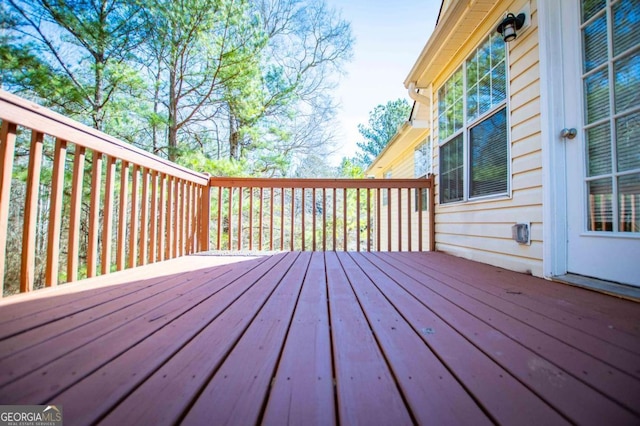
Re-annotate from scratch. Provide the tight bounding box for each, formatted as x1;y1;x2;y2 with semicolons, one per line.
1;0;353;177
176;150;250;177
355;98;412;167
338;157;365;178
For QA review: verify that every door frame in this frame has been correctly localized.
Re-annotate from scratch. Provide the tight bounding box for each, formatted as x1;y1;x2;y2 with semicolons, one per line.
539;0;571;279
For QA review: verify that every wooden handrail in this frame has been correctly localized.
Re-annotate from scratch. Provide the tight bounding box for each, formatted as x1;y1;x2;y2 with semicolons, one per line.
0;91;210;296
0;91;208;186
209;176;432;189
209;176;435;253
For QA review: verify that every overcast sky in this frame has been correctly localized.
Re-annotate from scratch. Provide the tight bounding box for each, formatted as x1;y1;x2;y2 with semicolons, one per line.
325;0;441;163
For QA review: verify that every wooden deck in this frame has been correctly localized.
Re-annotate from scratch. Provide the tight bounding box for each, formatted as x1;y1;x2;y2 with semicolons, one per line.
0;252;638;425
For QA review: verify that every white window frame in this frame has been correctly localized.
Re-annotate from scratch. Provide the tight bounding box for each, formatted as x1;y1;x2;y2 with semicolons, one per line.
437;29;512;205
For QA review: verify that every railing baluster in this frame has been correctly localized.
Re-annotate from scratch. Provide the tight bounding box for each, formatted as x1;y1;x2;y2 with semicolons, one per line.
20;131;44;292
249;187;254;250
290;188;295;251
312;188;316;251
190;183;195;253
280;187;284;251
301;188;305;251
101;156;116;273
356;188;361;252
117;161;129;270
259;188;264;251
238;187;243;251
46;138;67;286
418;186;423;252
68;145;86;281
269;188;274;251
0;122;17;293
165;175;173;260
87;150;103;277
376;188;381;252
387;188;391;252
186;182;192;254
140;168;150;263
343;188;347;251
190;183;196;253
332;188;337;251
398;188;403;252
178;180;184;257
173;178;180;258
228;187;233;251
183;181;189;254
158;174;167;261
367;189;371;252
129;164;140;268
215;186;222;251
322;188;326;251
149;171;158;263
407;188;412;252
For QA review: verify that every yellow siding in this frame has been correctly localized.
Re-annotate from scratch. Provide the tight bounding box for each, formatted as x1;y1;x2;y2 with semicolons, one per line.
433;0;544;276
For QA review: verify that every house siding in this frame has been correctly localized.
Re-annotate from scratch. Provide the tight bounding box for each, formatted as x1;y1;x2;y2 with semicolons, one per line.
432;0;544;276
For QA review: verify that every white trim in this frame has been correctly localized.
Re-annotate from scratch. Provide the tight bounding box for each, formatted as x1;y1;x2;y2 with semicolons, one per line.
538;0;568;278
436;27;511;206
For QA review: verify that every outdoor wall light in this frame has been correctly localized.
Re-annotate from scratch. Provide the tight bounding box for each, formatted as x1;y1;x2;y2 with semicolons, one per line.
496;13;526;42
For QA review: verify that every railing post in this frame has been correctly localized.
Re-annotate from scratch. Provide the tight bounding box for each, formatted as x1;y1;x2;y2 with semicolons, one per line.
429;175;436;252
200;175;211;252
0;121;17;294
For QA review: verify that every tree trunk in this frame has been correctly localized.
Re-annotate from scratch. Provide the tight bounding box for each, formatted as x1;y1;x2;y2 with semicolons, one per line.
229;113;240;160
168;68;178;162
93;62;104;131
152;66;162;154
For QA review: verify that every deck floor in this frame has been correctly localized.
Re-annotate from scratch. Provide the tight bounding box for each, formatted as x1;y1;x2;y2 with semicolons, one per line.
0;251;638;425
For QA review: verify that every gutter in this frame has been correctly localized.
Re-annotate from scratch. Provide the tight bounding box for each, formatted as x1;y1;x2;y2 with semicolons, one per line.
407;82;431;106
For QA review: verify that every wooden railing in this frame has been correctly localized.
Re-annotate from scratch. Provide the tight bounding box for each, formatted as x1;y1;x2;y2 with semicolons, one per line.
209;177;434;253
0;90;210;296
0;91;434;297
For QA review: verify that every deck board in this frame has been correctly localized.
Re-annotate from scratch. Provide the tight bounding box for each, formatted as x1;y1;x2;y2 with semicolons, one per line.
356;252;567;425
373;252;639;424
325;251;411;425
262;252;335;426
0;251;638;425
412;252;640;343
339;252;490;425
376;253;640;407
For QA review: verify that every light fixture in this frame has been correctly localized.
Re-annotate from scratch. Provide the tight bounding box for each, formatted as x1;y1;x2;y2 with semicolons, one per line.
496;13;526;43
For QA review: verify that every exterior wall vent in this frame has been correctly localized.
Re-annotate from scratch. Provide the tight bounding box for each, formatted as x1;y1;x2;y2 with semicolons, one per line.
512;223;531;245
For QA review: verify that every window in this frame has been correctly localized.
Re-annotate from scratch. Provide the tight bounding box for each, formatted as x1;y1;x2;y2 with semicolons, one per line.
414;138;431;178
438;31;509;204
470;108;508;196
580;0;640;233
382;170;392;206
414;138;431;211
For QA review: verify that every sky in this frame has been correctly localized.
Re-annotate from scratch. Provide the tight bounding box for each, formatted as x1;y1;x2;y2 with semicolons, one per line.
325;0;441;163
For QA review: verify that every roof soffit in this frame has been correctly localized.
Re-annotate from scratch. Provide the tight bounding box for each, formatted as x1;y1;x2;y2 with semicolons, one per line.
404;0;502;88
